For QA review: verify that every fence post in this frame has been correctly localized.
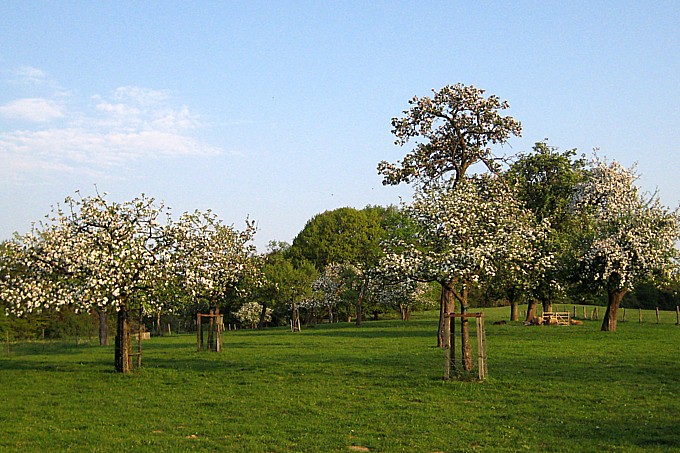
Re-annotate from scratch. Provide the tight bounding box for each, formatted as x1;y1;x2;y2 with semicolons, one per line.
638;308;642;324
656;307;660;324
676;306;679;325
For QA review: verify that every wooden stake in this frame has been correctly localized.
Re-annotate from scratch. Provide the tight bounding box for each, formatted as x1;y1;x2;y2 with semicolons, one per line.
656;307;660;324
639;308;642;324
476;316;487;381
676;306;679;325
197;313;202;351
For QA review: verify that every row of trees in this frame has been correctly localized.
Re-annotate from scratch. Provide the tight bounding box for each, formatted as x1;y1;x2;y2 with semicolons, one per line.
0;193;260;372
1;83;678;373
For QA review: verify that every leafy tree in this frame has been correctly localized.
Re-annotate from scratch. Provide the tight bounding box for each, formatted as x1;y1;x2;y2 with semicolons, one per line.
257;242;317;329
570;157;680;331
289;207;385;325
503;142;586;319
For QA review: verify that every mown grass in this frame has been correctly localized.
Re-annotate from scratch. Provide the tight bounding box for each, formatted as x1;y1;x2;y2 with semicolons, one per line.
0;306;679;452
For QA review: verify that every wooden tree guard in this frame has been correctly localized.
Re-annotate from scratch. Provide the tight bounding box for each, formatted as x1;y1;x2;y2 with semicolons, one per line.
443;312;487;381
197;312;224;352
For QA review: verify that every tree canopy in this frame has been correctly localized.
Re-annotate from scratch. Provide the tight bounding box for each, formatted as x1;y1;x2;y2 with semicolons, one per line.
378;83;522;187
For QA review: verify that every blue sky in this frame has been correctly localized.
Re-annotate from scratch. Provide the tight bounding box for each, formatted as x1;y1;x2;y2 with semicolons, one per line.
1;1;678;250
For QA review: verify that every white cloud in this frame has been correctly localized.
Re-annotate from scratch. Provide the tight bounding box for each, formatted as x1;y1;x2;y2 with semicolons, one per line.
14;66;49;85
0;98;64;122
0;71;224;182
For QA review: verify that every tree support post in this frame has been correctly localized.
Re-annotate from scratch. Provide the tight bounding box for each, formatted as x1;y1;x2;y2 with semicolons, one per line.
443;312;486;381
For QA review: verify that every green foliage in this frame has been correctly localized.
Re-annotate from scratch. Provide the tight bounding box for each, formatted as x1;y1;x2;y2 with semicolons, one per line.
1;308;679;451
288;206;385;271
256;242;317;326
507;141;586;224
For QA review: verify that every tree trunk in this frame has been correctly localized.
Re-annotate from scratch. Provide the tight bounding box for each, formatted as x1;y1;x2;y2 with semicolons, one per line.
98;309;109;346
460;285;473;372
541;297;552;314
438;281;456;348
510;301;519;321
602;289;628;332
114;307;132;373
525;300;538;322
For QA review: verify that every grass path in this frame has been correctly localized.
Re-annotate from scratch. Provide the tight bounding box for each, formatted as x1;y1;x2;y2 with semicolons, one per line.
1;306;679;452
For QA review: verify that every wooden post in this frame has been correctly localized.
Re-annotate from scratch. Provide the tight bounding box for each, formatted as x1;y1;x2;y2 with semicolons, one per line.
197;313;202;351
443;314;453;380
216;315;223;353
573;306;576;318
476;315;487;381
676;306;679;325
583;306;587;319
638;308;642;324
592;307;598;320
656;307;660;324
622;308;626;322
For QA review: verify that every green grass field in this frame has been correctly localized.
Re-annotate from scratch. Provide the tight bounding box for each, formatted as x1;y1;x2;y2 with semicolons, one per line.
1;306;679;452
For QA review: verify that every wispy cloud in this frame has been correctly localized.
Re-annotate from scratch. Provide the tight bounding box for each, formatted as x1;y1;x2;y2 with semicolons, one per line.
0;98;65;122
1;69;223;182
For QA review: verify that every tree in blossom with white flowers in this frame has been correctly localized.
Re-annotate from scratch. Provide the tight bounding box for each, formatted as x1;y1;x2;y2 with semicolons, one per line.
378;83;522;187
381;176;548;369
570;157;680;331
236;301;272;329
169;210;261;313
378;83;523;348
0;193;261;371
0;192;173;372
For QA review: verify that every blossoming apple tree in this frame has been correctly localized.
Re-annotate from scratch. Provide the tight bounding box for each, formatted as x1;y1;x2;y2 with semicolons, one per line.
169;210;261;313
0;192;174;372
0;193;261;371
377;83;523;348
570;157;680;331
381;176;547;369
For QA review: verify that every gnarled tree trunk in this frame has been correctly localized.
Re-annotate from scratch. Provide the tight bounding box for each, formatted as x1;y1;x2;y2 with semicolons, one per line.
602;289;628;332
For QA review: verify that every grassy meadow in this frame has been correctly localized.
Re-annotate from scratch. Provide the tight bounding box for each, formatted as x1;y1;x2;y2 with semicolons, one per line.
1;305;679;452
